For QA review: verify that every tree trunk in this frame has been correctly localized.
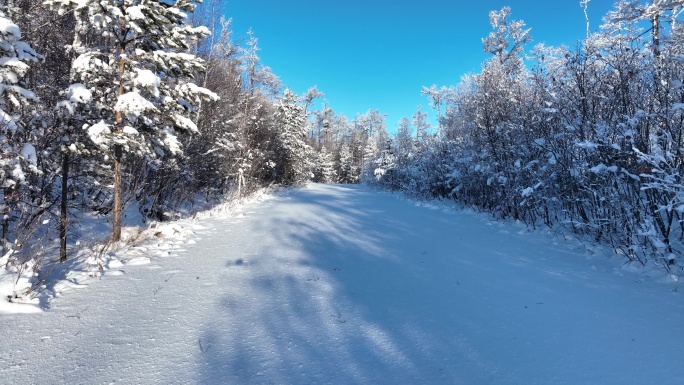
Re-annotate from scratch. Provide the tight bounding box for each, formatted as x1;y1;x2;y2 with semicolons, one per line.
1;188;8;257
111;42;126;243
111;144;123;242
59;152;69;262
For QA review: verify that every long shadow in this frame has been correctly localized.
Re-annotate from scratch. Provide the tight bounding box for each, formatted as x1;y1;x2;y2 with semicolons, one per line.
194;184;482;384
194;184;684;384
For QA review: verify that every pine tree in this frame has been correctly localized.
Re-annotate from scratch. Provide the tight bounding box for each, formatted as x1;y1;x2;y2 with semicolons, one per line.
412;105;431;148
0;10;42;255
275;89;310;185
394;117;414;158
337;141;354;183
312;147;336;183
45;0;218;242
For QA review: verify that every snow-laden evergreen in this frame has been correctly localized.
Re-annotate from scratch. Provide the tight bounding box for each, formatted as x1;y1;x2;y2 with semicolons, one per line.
0;10;42;259
0;12;41;190
275;88;311;185
0;0;360;304
312;147;336;183
45;0;218;241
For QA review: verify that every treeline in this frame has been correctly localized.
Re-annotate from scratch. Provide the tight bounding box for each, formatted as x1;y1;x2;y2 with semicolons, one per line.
0;0;394;291
369;1;684;271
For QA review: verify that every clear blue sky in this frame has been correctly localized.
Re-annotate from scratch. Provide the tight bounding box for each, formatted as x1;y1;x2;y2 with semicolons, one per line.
223;0;616;130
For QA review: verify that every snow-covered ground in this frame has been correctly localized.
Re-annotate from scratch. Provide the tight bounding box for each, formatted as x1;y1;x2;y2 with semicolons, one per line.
2;183;684;384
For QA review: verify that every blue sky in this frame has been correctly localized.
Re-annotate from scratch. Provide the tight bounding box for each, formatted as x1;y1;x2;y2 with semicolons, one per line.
223;0;616;130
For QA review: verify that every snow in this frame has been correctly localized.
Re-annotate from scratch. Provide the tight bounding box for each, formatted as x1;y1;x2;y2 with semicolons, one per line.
652;238;668;249
67;83;91;104
86;120;110;146
134;69;160;97
182;25;211;37
172;114;198;132
10;162;25;183
176;81;219;101
521;186;534;197
1;184;683;384
577;140;598;150
0;109;18;133
0;15;21;40
126;5;146;21
19;143;37;165
115;91;156;118
0;57;29;83
71;52;105;73
522;182;543;197
162;128;182;154
547;153;557;165
122;125;139;135
590;163;619;174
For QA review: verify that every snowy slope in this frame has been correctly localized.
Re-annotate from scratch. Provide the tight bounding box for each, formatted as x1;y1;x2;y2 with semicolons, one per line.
1;183;683;384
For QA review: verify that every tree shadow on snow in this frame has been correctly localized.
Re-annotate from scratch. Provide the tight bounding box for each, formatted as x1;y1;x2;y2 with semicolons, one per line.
192;184;512;384
192;183;680;384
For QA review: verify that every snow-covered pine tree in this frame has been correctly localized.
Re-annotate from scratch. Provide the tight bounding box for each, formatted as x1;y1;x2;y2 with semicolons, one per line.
0;11;42;255
394;117;414;161
45;0;218;242
181;15;243;198
336;141;354;184
275;88;310;185
312;147;336;183
412;105;431;149
371;138;396;184
386;117;414;190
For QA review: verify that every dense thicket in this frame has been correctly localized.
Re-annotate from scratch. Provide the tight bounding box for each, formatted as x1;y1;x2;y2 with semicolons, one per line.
370;1;684;272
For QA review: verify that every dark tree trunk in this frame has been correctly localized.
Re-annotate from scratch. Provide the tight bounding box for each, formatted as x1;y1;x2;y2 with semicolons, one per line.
111;144;123;242
60;152;69;262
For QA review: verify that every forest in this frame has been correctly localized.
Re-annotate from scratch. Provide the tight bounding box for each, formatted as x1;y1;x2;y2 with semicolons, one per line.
2;0;684;303
371;2;684;273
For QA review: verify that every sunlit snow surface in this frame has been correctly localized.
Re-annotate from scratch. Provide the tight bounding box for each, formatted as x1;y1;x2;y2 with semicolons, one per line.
2;184;684;384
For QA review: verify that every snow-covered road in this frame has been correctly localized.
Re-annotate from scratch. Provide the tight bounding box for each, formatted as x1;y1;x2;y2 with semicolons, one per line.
2;183;684;384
